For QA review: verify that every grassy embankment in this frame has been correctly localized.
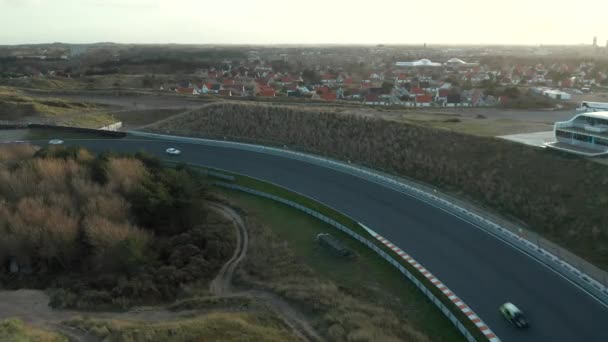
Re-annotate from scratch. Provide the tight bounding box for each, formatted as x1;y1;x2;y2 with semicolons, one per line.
0;86;115;128
380;111;552;136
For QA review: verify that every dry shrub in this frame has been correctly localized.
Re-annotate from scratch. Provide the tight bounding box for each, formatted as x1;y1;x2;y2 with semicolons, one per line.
0;168;12;197
84;216;150;253
105;158;149;193
32;158;81;181
23;158;85;196
83;216;151;272
7;196;80;266
0;143;39;162
71;178;105;202
45;192;77;217
85;194;130;223
75;148;94;162
0;162;40;199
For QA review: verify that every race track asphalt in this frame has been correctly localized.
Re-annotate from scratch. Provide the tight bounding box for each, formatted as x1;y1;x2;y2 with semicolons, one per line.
66;137;608;342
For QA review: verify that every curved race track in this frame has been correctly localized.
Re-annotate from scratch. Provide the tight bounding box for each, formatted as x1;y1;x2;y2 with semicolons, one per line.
66;137;608;342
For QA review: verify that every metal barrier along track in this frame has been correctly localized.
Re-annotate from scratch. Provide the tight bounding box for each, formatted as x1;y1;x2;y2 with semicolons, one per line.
213;181;499;342
129;130;608;306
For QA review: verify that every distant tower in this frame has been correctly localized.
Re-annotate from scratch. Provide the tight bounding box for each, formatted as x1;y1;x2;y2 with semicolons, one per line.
593;36;597;47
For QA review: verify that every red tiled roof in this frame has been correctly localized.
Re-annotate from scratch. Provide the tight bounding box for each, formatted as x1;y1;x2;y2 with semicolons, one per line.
259;89;276;97
317;86;331;94
256;78;270;86
416;94;432;103
321;93;337;101
411;86;425;95
176;87;195;94
438;89;450;97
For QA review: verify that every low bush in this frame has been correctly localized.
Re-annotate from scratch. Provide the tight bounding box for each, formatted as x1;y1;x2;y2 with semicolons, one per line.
0;318;67;342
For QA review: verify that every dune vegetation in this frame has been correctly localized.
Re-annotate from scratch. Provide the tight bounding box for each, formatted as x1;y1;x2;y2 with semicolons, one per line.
0;86;113;127
0;143;234;309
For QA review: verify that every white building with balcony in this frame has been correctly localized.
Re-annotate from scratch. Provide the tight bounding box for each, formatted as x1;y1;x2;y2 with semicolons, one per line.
576;101;608;112
546;111;608;156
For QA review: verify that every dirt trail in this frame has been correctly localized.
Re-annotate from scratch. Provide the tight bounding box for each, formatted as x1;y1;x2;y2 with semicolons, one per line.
0;290;200;342
207;203;323;342
208;203;248;297
0;202;322;342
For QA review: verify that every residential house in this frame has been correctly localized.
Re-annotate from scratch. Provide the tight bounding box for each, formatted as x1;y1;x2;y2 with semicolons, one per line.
446;92;462;104
321;92;337;101
365;93;386;105
321;73;337;85
225;85;247;97
436;88;450;103
205;83;221;94
415;94;433;106
396;73;408;83
258;86;276;97
176;87;199;95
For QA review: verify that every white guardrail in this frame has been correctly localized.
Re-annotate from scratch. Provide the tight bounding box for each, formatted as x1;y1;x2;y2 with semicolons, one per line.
129;131;608;307
212;181;496;342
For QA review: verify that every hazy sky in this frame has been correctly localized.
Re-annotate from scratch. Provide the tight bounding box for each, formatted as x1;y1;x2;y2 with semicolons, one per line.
1;0;607;46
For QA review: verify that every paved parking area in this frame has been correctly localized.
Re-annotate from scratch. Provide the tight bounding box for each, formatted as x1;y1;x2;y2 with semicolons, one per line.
498;130;555;147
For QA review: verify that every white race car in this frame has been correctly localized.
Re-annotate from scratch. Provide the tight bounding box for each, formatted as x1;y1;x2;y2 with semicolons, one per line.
499;302;529;328
166;148;181;155
49;139;64;145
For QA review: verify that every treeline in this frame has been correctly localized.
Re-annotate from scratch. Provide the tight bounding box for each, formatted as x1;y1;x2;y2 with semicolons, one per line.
0;145;233;309
148;102;608;269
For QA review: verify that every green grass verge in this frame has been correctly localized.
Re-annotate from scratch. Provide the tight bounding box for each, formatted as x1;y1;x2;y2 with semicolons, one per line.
65;312;298;342
0;318;67;342
227;189;464;342
188;164;488;342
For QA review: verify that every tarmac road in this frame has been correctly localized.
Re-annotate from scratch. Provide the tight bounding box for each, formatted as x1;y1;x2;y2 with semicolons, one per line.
64;137;608;342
